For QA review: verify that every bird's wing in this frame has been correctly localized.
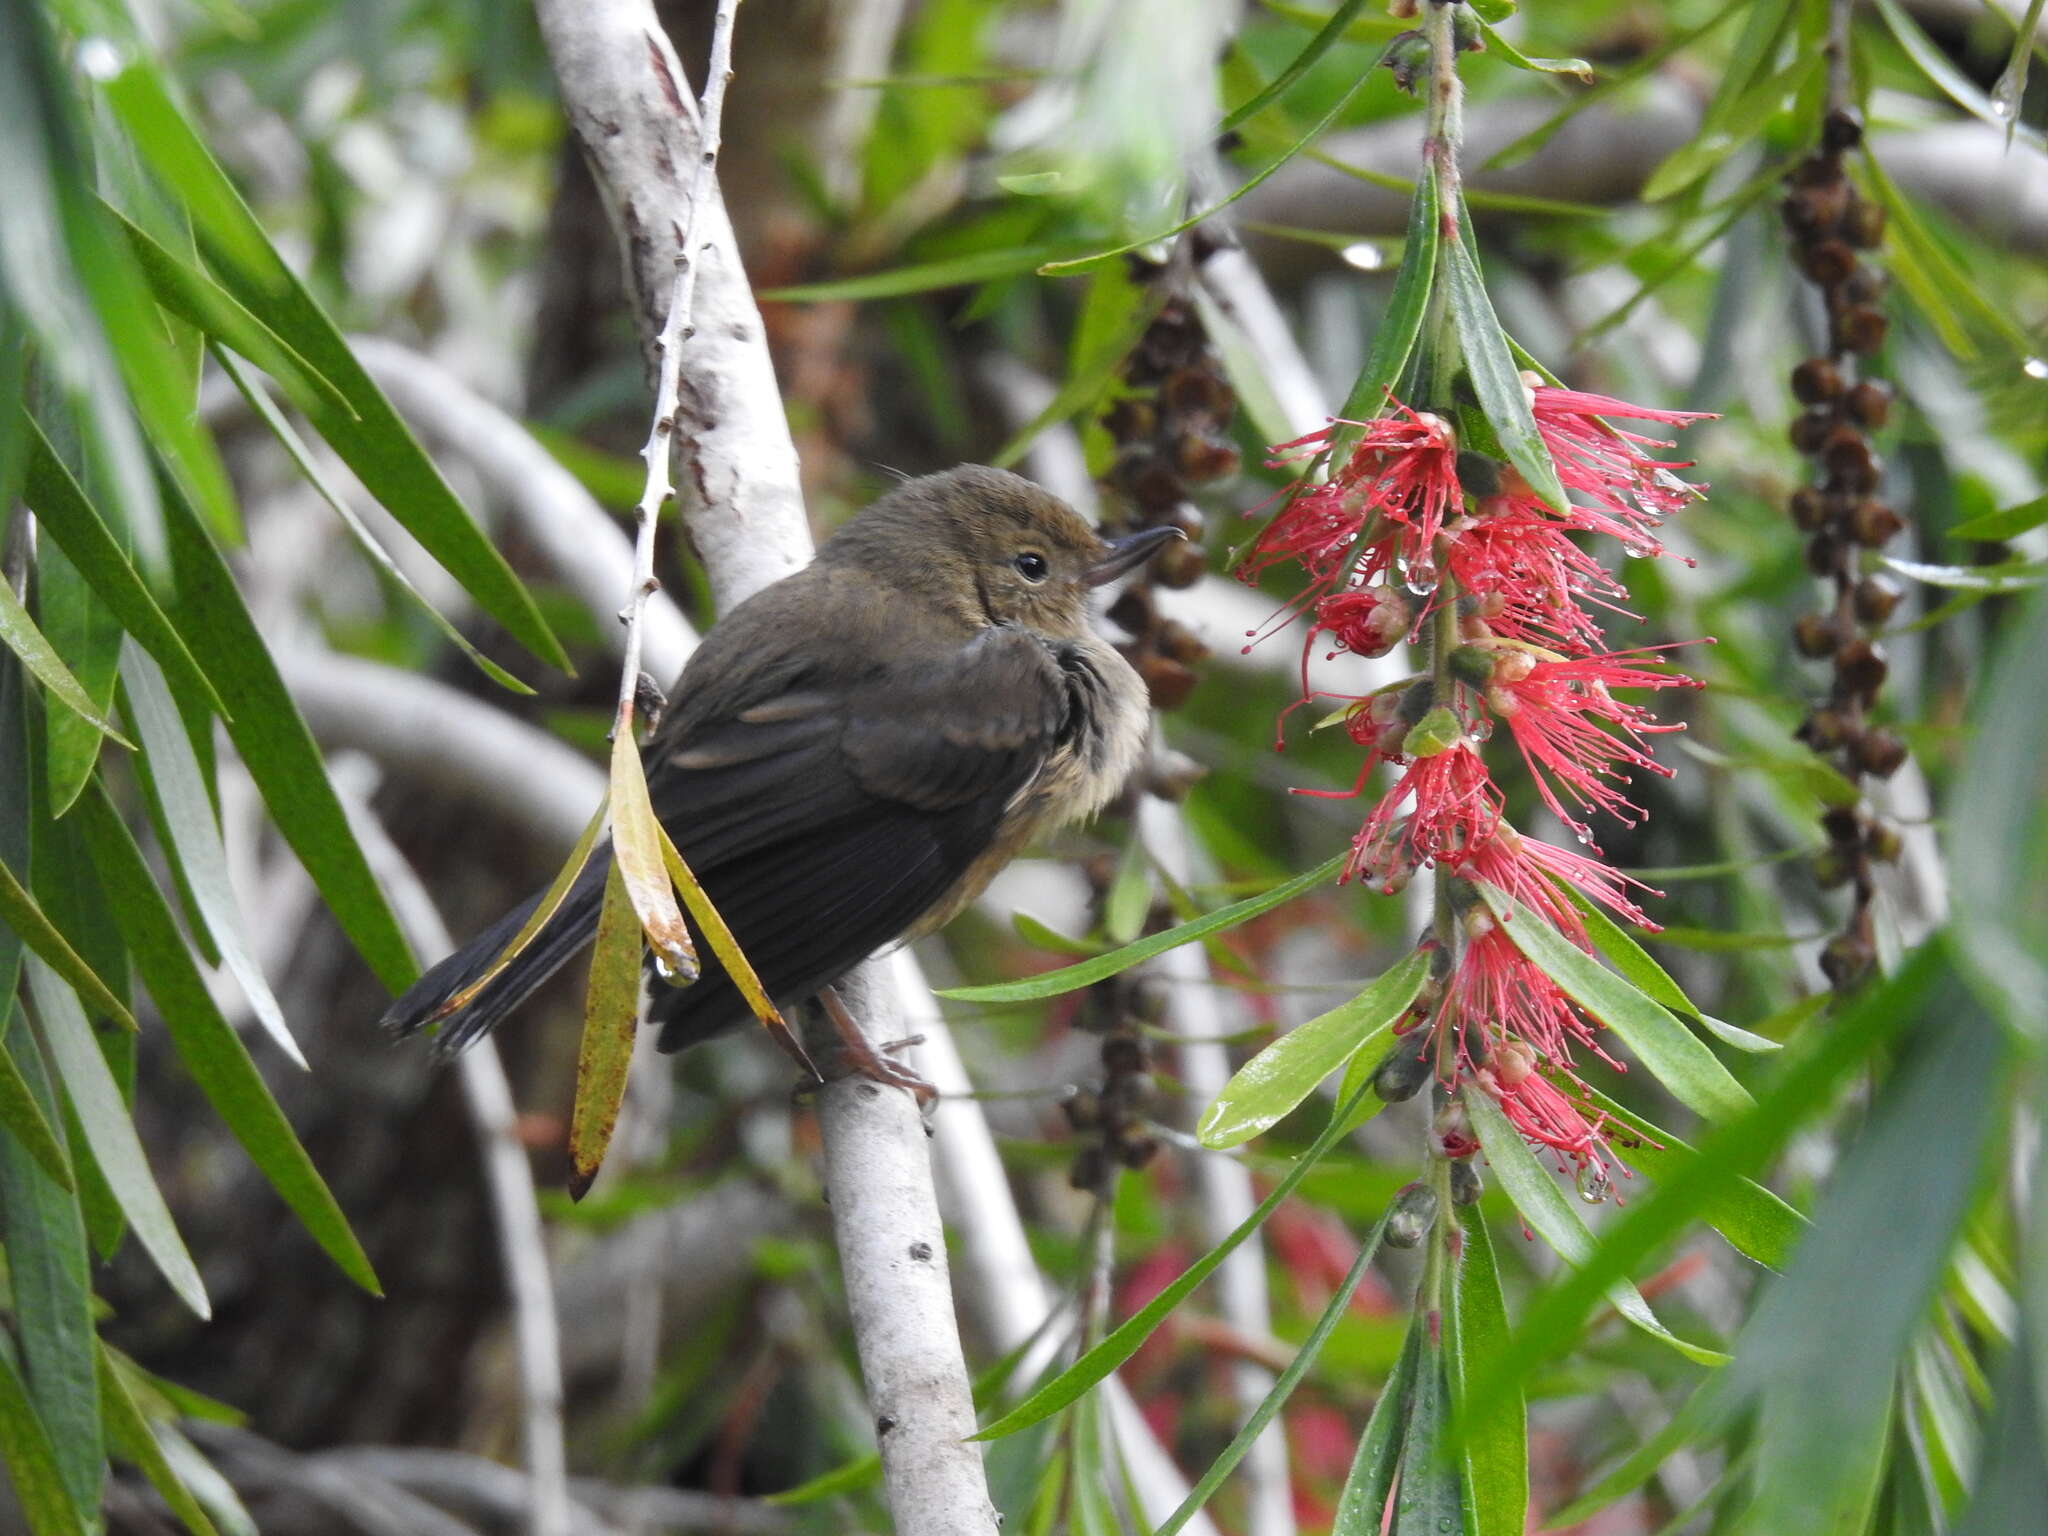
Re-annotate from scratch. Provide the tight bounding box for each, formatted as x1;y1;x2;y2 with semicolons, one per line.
646;624;1075;1049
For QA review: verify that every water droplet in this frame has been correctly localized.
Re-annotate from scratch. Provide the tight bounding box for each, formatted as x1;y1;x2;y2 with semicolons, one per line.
1992;68;2022;122
1439;1520;1455;1533
1341;241;1385;272
1576;1165;1612;1204
1402;561;1439;596
2025;356;2048;381
1467;717;1493;743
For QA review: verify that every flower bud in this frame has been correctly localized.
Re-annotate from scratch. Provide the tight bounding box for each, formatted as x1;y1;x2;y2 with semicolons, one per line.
1853;574;1902;625
1371;1042;1433;1104
1432;1099;1470;1150
1383;1181;1440;1250
1315;588;1412;658
1402;704;1464;759
1856;728;1907;778
1449;1159;1484;1206
1492;1037;1536;1089
1449;644;1499;688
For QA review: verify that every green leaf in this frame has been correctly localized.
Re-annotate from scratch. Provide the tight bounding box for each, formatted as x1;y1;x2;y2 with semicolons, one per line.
110;204;351;418
0;1035;74;1192
20;421;225;720
1392;1332;1464;1535
1477;21;1592;80
1153;1206;1394;1535
0;1005;104;1521
611;728;696;980
1478;885;1752;1124
1035;36;1398;277
97;1343;222;1536
26;957;209;1317
1101;835;1151;947
0;575;133;748
33;537;125;816
993;268;1160;468
101;59;568;672
1575;1081;1803;1270
1949;492;2048;542
1331;1315;1421;1534
972;1079;1369;1441
1443;219;1569;514
214;350;532;695
1010;911;1104;957
1327;166;1440;458
940;854;1343;1003
1734;991;2003;1535
0;1341;89;1536
568;859;640;1201
1872;0;2047;151
1197;948;1427;1149
74;784;380;1294
1463;941;1945;1413
1558;887;1780;1054
1219;0;1379;131
760;244;1095;302
120;642;304;1067
1465;1084;1726;1366
160;476;418;992
1449;1212;1526;1536
0;854;137;1032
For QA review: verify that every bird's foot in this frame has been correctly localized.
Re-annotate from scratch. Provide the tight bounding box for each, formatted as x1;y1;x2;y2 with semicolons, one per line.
817;988;938;1106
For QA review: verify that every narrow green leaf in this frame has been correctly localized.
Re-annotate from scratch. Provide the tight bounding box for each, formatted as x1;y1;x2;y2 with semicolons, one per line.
1198;948;1427;1149
214;350;532;695
1331;1317;1421;1534
20;421;225;719
993;271;1160;468
97;1343;222;1536
27;957;209;1317
941;854;1344;1003
74;784;380;1294
1872;0;2047;150
0;576;132;747
1443;222;1569;514
1154;1207;1394;1535
110;205;351;417
1393;1338;1464;1535
1010;911;1104;957
101;60;568;671
0;1005;104;1521
568;859;639;1201
760;243;1094;302
1219;0;1380;131
1478;885;1752;1124
972;1079;1369;1441
1327;166;1440;460
0;856;137;1032
160;476;417;991
1450;1213;1526;1536
1559;887;1780;1054
1575;1081;1803;1270
0;1343;89;1536
1464;941;1944;1413
1465;1084;1726;1366
1884;555;2047;592
1949;492;2048;542
121;642;305;1067
0;1035;74;1191
1101;836;1151;947
1036;37;1398;277
33;537;125;815
1477;22;1592;80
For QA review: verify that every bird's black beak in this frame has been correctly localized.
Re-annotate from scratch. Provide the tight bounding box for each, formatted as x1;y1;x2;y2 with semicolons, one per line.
1086;526;1185;587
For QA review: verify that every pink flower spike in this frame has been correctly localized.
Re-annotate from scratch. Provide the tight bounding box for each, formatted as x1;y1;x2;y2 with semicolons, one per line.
1527;387;1716;559
1454;826;1660;940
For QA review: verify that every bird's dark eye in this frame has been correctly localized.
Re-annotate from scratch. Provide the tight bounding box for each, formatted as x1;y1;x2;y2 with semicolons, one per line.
1013;551;1050;583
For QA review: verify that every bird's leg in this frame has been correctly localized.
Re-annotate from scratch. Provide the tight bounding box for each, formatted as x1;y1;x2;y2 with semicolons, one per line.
817;986;938;1106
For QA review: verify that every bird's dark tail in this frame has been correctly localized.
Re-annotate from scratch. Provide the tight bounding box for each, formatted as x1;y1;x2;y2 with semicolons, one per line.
381;863;609;1055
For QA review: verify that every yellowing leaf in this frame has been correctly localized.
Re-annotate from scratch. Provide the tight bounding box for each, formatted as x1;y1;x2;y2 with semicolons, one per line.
569;859;641;1200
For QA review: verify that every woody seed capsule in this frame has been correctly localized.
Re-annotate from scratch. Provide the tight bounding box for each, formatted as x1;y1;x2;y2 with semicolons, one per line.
1847;380;1892;428
1793;612;1843;658
1851;499;1905;546
1856;728;1907;778
1801;240;1858;286
1871;823;1904;863
1838;305;1889;354
1845;196;1887;249
1791;358;1842;403
1789;486;1830;530
1835;637;1888;696
1789;409;1834;455
1854;574;1901;624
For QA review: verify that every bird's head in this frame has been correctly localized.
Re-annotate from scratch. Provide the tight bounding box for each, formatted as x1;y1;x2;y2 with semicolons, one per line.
822;465;1183;638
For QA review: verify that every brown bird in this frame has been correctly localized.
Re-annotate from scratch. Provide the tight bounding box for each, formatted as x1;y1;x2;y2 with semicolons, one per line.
382;465;1177;1059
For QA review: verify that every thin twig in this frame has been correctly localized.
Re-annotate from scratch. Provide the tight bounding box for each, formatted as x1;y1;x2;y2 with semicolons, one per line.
616;0;740;734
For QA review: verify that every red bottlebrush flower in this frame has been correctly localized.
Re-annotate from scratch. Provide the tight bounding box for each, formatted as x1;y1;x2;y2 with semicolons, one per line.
1490;648;1700;845
1452;825;1659;938
1483;1061;1615;1174
1528;386;1714;557
1347;742;1503;886
1310;587;1413;661
1446;502;1633;654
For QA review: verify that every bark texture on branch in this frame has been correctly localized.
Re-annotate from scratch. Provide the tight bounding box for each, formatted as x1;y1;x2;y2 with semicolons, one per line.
530;3;998;1528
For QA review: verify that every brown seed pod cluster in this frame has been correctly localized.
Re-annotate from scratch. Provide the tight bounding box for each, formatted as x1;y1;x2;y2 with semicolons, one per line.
1781;106;1906;991
1099;296;1239;712
1063;973;1163;1194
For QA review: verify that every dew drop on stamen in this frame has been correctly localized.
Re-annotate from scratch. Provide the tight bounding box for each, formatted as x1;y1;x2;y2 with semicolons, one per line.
1576;1165;1612;1205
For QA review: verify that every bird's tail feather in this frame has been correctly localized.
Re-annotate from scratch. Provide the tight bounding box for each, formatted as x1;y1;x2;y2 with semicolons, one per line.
381;865;609;1055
